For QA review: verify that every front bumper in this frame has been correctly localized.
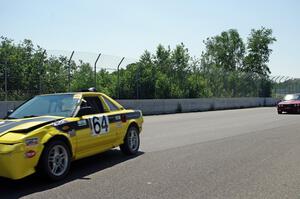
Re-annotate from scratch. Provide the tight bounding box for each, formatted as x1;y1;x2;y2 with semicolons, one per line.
277;106;300;113
0;143;42;180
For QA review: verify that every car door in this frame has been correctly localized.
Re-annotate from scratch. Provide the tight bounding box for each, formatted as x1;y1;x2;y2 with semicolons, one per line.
75;95;117;159
100;95;127;144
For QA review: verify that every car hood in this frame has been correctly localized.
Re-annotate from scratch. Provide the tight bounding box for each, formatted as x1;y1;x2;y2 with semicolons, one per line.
0;116;63;137
279;100;300;105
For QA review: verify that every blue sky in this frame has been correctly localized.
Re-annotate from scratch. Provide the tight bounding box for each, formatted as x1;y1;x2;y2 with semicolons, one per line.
1;0;299;77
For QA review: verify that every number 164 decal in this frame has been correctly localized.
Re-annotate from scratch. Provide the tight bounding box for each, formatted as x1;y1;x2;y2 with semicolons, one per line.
90;115;109;136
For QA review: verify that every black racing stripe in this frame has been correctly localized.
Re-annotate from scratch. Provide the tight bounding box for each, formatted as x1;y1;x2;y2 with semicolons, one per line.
10;120;57;133
108;115;121;123
70;120;90;130
0;117;60;135
108;111;141;123
54;119;90;132
125;111;141;119
0;122;22;134
53;111;142;133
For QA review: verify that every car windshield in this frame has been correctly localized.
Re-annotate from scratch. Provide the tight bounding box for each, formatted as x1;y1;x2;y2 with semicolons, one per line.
9;94;79;119
284;94;300;101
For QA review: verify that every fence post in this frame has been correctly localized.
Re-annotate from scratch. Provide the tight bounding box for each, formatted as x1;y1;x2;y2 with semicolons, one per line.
284;77;290;95
273;76;280;98
39;50;46;94
117;57;125;99
68;51;74;92
94;53;101;90
136;65;140;99
278;76;285;97
4;64;7;101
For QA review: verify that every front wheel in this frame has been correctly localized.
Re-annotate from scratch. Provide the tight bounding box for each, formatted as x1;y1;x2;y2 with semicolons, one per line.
278;110;282;114
39;140;71;181
120;126;140;155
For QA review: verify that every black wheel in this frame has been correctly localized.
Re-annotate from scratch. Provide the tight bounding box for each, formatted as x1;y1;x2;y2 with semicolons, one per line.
39;140;71;181
278;110;282;114
120;126;140;155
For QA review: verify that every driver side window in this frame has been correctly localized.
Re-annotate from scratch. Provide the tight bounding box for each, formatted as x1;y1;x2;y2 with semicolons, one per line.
81;96;104;115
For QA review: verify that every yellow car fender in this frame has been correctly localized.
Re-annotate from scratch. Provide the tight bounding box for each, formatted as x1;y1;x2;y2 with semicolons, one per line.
40;130;75;158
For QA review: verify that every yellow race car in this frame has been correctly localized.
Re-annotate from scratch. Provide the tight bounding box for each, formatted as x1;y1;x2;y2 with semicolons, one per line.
0;90;143;180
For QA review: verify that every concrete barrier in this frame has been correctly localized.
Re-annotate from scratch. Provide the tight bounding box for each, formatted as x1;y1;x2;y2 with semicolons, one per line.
117;97;278;115
0;101;23;118
0;98;278;118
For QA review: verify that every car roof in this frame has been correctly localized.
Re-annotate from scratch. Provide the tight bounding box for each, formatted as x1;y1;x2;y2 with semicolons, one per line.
31;92;125;110
38;92;105;96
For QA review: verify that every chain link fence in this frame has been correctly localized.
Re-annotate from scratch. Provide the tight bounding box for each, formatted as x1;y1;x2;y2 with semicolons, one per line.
0;50;299;101
271;76;300;98
0;50;138;100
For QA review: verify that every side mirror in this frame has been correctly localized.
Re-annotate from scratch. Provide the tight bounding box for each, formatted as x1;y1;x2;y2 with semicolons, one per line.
7;109;14;116
76;106;93;117
3;109;14;119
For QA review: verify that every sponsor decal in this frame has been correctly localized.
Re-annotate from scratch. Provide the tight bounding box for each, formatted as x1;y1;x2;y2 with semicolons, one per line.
53;120;68;127
25;150;36;158
89;115;109;136
68;129;76;137
25;137;39;146
62;126;70;131
77;120;87;127
53;119;89;133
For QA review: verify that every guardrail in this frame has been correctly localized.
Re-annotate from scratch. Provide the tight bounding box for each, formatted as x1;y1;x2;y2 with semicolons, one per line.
0;98;278;118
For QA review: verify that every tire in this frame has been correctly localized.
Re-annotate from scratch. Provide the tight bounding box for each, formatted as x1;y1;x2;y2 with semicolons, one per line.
39;140;71;181
278;110;282;114
120;126;140;155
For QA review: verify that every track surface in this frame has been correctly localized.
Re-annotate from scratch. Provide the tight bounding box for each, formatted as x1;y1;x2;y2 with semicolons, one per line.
1;108;300;199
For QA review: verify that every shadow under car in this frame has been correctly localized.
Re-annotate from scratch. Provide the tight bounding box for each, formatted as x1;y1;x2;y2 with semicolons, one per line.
0;149;144;199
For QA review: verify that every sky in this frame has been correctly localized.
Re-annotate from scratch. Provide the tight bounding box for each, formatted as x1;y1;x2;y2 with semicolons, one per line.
1;0;300;77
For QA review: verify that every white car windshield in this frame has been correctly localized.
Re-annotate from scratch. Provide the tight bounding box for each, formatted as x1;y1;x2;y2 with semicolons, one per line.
284;94;300;101
9;94;79;119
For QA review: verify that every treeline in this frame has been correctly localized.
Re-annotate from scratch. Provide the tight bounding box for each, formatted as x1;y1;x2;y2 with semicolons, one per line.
0;27;276;100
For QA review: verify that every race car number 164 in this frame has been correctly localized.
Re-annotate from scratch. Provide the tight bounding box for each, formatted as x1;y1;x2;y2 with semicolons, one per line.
90;115;109;136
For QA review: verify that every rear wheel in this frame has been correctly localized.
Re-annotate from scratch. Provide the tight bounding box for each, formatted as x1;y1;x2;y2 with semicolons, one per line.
120;126;140;155
39;140;71;181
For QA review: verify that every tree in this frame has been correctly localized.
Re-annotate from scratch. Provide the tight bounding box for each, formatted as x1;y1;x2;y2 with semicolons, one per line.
0;37;48;99
136;51;156;98
0;28;277;100
71;61;94;91
243;27;276;76
170;43;190;98
96;69;115;97
43;56;69;93
201;29;245;71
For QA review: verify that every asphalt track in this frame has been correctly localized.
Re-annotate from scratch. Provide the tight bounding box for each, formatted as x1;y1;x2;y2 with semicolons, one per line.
1;107;300;199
